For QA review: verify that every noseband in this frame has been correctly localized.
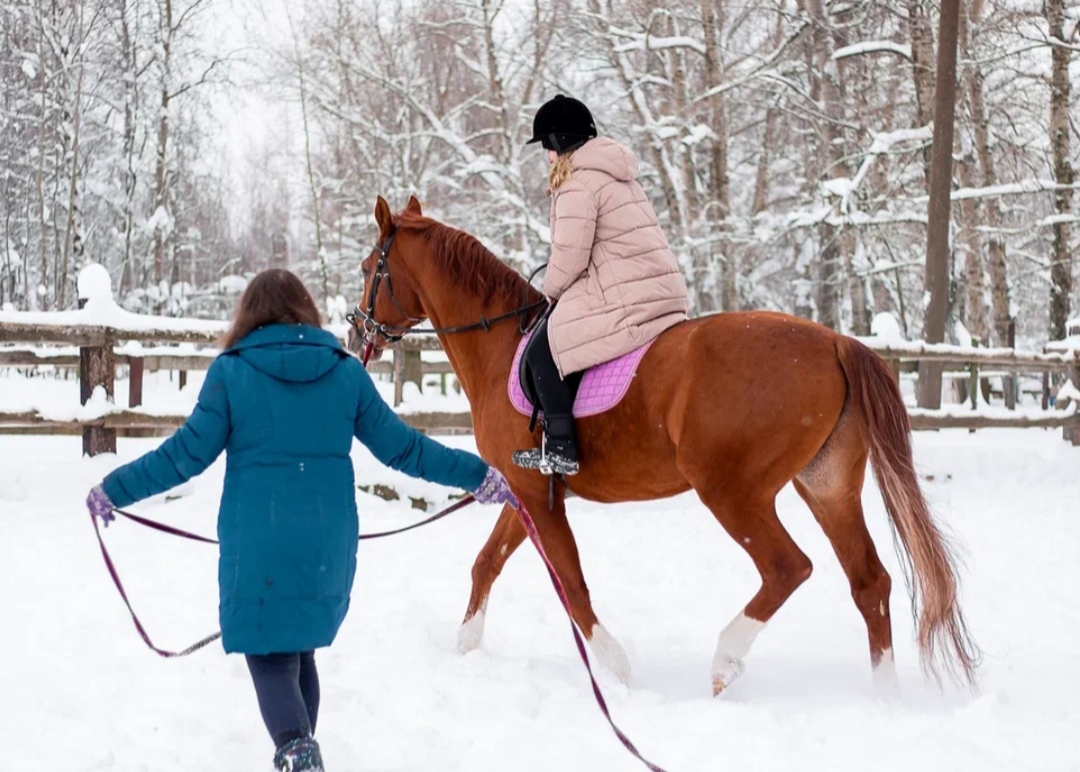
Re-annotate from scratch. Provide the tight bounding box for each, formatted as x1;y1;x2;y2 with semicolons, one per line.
345;227;548;360
346;230;415;348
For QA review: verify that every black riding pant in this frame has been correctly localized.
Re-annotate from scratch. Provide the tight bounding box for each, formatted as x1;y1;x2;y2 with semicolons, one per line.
245;651;321;749
525;319;578;418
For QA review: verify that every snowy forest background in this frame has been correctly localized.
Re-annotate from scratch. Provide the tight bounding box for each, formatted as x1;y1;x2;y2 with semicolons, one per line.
1;0;1077;349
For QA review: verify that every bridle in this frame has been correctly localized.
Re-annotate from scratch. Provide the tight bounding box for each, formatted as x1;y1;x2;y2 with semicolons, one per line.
345;226;549;364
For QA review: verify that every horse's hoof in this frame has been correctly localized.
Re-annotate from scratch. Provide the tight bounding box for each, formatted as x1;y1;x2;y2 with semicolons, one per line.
712;656;745;696
872;648;900;700
590;624;631;684
456;609;486;654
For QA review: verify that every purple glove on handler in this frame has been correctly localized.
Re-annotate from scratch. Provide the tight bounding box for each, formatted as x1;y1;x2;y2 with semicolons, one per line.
473;467;520;510
86;485;116;527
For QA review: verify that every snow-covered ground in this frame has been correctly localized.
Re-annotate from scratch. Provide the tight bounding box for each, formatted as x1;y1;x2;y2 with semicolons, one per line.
2;424;1078;771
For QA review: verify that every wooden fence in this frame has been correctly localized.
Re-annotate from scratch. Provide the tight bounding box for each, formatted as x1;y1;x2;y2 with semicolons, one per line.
0;319;469;454
3;317;1080;455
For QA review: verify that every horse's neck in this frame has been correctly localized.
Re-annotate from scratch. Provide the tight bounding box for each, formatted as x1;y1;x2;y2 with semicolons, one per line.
416;264;528;405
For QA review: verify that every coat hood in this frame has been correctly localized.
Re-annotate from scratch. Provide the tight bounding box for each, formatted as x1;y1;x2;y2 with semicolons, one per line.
227;323;347;383
571;137;638;182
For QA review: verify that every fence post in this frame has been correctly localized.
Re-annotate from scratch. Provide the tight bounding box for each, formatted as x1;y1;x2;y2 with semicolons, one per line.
393;343;405;407
1005;318;1017;410
78;322;116;457
972;339;980;410
76;266;118;457
392;343;423;407
1068;355;1080;446
128;356;144;408
403;348;422;393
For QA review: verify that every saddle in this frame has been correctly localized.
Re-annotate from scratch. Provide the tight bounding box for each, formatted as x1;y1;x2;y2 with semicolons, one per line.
508;329;653;422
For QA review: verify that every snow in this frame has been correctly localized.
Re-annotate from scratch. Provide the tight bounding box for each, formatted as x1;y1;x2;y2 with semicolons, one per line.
0;304;228;335
821;177;855;199
832;41;913;61
77;263;114;304
217;275;248;294
870;312;904;343
2;428;1079;770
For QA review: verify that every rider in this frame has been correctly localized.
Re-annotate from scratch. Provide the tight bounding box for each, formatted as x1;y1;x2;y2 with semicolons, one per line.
512;94;690;476
84;269;518;772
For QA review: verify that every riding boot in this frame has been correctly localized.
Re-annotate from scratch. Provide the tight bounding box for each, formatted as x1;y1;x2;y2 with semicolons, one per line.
273;736;325;772
512;413;579;476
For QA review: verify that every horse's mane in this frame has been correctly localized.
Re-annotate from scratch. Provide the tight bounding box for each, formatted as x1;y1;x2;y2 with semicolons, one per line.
394;211;543;307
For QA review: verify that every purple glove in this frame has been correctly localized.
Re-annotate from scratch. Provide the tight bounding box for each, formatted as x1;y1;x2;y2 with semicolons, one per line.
86;485;116;527
473;467;520;509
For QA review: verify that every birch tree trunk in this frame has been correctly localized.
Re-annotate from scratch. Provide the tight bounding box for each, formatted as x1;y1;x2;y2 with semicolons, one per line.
1047;0;1073;341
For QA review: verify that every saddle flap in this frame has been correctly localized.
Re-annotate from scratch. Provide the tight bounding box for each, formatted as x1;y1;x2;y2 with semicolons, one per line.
508;331;653;420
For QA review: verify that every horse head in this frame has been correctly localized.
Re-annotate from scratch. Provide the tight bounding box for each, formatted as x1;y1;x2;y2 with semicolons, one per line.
347;195;427;360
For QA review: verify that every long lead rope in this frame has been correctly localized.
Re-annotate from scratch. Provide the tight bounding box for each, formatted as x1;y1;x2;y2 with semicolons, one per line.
92;497;668;771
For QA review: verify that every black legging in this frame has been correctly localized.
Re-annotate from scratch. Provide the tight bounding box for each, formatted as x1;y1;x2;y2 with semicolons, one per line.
246;651;320;749
526;319;578;416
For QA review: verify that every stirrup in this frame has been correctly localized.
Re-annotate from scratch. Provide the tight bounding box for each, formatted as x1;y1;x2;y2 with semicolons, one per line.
512;434;579;477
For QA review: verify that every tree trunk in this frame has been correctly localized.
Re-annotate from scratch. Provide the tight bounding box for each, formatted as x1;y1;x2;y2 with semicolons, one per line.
917;0;960;410
152;0;172;308
60;30;85;310
957;151;989;343
1047;0;1073;341
119;0;138;294
964;0;1011;346
907;0;936;182
803;0;845;331
701;0;733;313
288;3;327;301
956;9;989;344
752;102;776;216
587;0;683;231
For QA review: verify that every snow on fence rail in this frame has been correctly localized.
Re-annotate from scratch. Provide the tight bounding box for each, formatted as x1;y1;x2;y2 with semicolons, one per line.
0;267;466;454
2;266;1079;454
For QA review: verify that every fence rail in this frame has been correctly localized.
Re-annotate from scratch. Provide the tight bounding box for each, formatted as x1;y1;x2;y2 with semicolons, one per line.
3;317;1080;454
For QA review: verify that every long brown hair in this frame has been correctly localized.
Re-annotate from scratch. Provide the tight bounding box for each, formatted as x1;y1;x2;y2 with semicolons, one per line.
220;268;323;349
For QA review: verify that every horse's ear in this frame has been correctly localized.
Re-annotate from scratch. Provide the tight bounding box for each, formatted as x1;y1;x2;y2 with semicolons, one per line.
374;196;392;233
406;195;422;215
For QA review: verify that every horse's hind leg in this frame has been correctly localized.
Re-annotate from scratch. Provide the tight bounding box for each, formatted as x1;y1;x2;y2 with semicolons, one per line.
793;412;897;694
684;473;814;695
457;504;526;653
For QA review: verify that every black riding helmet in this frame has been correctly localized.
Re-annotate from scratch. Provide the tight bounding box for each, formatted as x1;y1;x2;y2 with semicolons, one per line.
526;94;597;154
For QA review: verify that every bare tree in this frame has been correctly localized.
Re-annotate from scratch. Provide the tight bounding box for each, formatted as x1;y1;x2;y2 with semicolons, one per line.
1046;0;1073;341
918;0;961;409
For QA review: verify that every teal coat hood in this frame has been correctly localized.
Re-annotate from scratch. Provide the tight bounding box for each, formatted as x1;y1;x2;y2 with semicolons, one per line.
228;324;346;383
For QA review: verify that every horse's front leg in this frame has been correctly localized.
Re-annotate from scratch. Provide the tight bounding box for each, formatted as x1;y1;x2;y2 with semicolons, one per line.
457;503;526;653
458;485;630;684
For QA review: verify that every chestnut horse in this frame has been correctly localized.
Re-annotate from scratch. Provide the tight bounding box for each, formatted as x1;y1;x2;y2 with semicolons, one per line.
348;195;979;696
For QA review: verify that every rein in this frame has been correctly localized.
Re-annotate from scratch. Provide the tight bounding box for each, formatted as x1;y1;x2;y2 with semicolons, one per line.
92;495;668;771
345;228;547;364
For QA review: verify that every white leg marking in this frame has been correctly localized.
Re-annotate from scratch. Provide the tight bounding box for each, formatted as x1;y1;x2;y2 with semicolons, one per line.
872;647;900;698
589;624;631;685
712;613;767;695
456;605;487;654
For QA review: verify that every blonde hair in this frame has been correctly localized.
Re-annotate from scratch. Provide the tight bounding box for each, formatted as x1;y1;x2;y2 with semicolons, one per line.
548;153;575;191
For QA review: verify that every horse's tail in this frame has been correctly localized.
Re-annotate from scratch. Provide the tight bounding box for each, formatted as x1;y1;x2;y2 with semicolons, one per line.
836;337;980;688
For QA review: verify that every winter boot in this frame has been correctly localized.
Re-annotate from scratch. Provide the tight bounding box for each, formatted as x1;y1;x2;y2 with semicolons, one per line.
273;736;325;772
512;413;579;476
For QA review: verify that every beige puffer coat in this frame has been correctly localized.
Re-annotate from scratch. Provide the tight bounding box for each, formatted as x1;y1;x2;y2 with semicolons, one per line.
543;137;689;377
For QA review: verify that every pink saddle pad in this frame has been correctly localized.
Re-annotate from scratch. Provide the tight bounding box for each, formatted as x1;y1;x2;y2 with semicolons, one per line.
508;331;652;418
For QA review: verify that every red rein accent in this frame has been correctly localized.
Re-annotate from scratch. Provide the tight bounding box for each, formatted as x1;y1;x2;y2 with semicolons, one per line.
93;498;667;771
